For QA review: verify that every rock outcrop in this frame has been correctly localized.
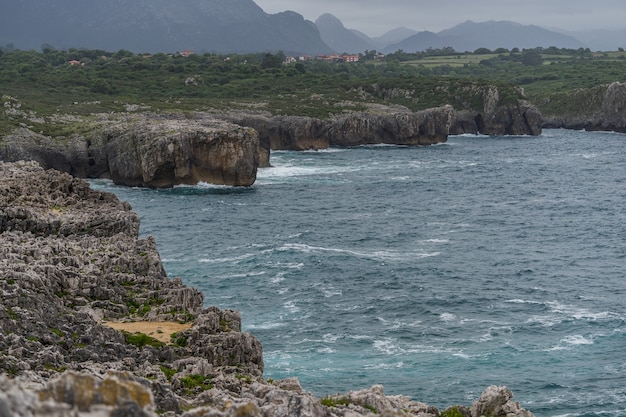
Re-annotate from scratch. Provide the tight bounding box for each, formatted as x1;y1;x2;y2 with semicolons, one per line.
542;81;626;132
228;106;455;152
94;116;259;188
0;115;260;188
328;106;455;146
0;161;536;416
448;85;543;136
366;83;543;137
452;102;543;136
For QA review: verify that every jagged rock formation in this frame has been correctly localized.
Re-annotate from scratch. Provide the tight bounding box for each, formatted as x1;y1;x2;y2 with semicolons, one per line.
365;83;542;137
442;84;542;136
452;102;543;136
228;106;456;151
0;161;263;412
541;81;626;132
0;115;260;188
93;116;259;188
448;84;542;136
0;161;536;416
328;106;455;146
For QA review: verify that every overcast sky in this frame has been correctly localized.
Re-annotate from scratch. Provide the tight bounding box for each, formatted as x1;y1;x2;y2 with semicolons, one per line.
254;0;626;37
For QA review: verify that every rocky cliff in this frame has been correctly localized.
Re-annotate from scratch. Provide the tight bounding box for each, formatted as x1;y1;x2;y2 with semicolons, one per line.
94;116;259;188
541;81;626;132
228;106;455;152
0;114;260;188
0;96;541;189
0;161;537;416
366;83;543;137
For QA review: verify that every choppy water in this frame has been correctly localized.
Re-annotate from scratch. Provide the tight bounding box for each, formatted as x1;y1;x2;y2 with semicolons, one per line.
91;129;626;417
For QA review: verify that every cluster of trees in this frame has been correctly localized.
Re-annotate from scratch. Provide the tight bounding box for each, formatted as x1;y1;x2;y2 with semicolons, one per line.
385;46;595;61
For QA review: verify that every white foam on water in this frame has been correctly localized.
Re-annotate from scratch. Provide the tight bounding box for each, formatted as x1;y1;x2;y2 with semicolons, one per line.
323;288;343;298
182;182;235;190
562;334;594;346
246;321;286;330
198;252;259;264
548;334;594;351
283;300;301;313
546;301;614;321
505;298;543;305
440;313;457;322
373;338;401;355
364;361;405;370
323;333;341;343
278;242;439;262
215;271;267;279
422;238;450;244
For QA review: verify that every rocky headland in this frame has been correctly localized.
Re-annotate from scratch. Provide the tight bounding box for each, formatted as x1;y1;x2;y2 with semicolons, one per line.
1;90;543;187
541;81;626;132
0;114;260;188
0;160;537;416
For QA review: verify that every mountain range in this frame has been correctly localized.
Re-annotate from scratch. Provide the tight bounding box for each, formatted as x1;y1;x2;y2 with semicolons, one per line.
1;0;621;54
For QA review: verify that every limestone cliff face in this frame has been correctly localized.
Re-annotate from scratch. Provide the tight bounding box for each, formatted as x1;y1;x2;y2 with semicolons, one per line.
0;116;260;188
0;128;91;177
452;102;543;136
367;83;543;137
229;106;455;152
96;117;259;188
328;106;455;146
448;85;543;136
542;82;626;132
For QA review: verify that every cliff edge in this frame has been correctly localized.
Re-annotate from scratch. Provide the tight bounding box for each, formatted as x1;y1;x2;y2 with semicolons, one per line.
0;114;260;188
541;81;626;132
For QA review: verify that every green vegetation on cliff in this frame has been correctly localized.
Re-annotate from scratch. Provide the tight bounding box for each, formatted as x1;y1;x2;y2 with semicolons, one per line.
0;48;523;136
1;46;625;136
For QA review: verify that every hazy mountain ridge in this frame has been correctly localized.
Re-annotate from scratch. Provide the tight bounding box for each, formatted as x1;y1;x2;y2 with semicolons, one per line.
0;0;333;54
0;1;609;55
381;20;586;53
313;16;590;54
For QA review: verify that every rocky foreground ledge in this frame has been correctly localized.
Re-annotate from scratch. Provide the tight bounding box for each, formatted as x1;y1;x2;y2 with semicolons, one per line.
0;161;534;417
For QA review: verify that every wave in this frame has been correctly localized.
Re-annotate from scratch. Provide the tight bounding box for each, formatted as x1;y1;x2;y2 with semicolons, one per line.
246;321;286;330
547;334;595;351
277;242;439;262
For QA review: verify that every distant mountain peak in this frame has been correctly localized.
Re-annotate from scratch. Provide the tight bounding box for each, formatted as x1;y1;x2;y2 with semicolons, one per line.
315;12;374;53
384;20;585;54
0;0;333;54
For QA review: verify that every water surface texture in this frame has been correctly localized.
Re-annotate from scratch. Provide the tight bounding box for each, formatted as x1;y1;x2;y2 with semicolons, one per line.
92;129;626;417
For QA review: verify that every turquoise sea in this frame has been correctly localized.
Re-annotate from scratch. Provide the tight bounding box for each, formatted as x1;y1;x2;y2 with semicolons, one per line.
92;129;626;417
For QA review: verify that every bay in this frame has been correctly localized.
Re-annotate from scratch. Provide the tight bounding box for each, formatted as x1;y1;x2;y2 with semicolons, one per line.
91;129;626;417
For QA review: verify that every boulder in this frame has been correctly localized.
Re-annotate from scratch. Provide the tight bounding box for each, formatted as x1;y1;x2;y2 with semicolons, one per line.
470;385;534;417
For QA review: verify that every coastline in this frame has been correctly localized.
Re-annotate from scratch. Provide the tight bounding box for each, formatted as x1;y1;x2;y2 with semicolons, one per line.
0;160;536;416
